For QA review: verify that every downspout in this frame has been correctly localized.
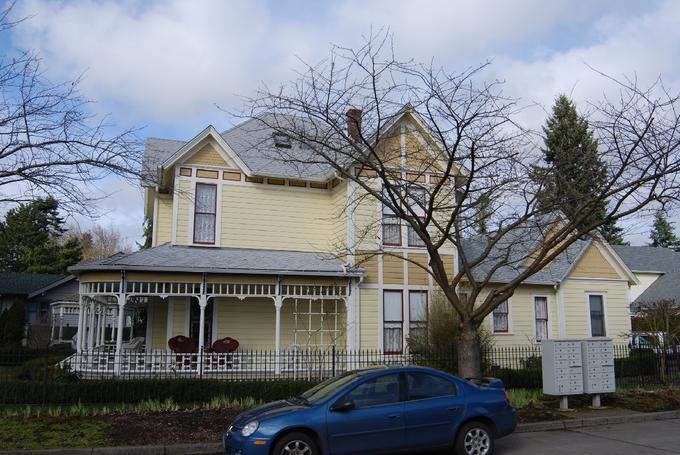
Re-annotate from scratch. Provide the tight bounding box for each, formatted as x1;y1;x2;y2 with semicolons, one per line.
555;281;566;338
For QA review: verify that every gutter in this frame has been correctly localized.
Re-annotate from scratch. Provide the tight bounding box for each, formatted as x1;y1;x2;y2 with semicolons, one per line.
68;264;365;278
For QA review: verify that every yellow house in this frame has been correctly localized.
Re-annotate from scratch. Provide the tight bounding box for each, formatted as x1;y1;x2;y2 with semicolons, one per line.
67;106;638;376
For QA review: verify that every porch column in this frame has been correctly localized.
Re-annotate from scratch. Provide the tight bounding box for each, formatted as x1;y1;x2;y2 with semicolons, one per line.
87;301;96;350
99;307;106;345
58;307;64;342
114;274;127;375
76;297;84;353
274;295;283;375
198;295;207;352
111;307;118;342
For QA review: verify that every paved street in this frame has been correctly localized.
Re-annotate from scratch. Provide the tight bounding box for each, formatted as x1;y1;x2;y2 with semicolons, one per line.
496;419;680;454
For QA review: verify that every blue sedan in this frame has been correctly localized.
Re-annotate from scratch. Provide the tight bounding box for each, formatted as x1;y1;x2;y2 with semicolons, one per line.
223;366;516;455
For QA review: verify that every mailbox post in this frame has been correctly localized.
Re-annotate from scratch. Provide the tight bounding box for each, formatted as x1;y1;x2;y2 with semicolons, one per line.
581;338;616;408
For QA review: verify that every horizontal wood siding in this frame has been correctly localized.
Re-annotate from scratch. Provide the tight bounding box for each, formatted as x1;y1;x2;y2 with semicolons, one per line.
185;143;236;168
176;180;192;244
570;245;621;279
562;278;629;343
359;288;380;349
156;197;173;245
408;253;429;285
383;254;405;285
219;184;334;252
151;300;168;350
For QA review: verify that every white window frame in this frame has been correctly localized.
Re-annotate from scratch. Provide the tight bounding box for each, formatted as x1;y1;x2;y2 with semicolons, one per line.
585;292;608;337
532;295;550;342
490;298;513;335
381;186;402;247
383;290;404;354
408;290;428;341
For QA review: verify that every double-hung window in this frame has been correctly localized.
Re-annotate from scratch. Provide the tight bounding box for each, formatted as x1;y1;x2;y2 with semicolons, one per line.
383;291;403;354
406;187;427;247
589;294;606;337
194;183;217;244
408;291;428;341
382;187;401;246
492;300;509;333
534;296;549;341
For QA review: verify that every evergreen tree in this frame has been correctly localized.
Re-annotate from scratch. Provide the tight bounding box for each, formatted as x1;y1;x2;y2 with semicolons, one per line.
137;217;153;250
0;198;83;273
600;219;628;245
535;95;626;242
649;210;679;248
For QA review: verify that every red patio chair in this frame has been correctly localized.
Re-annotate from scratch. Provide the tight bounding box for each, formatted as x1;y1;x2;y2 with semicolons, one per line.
211;337;239;353
168;335;198;353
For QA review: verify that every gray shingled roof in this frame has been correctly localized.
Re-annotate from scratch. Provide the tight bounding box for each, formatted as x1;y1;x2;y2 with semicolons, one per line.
0;273;69;295
612;245;680;306
144;114;344;183
69;244;361;277
459;226;590;285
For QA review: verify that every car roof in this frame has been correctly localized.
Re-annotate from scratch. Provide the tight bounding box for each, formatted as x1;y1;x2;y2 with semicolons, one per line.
349;365;452;376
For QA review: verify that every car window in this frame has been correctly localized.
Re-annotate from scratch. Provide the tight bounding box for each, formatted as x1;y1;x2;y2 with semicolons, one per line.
301;371;365;404
407;372;456;400
345;374;401;408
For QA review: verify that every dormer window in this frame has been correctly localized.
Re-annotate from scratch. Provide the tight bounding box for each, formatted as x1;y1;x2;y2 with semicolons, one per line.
273;132;292;148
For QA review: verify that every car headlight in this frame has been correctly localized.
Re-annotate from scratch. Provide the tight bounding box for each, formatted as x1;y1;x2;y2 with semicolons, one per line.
241;420;259;437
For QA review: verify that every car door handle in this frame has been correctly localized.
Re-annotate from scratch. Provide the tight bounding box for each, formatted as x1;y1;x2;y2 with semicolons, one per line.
386;414;400;419
447;407;460;412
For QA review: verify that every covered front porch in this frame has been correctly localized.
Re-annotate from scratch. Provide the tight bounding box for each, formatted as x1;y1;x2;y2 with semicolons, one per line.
65;245;364;377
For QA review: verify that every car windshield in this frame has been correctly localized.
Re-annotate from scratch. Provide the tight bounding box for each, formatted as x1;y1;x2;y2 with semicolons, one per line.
299;371;368;405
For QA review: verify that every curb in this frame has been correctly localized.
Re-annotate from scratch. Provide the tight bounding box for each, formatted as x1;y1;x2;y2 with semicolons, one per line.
516;409;680;433
0;443;224;455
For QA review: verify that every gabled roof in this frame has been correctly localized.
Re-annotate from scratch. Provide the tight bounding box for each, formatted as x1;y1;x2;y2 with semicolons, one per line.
27;275;77;299
459;220;635;286
0;272;69;296
612;245;680;306
142;106;455;184
69;244;362;278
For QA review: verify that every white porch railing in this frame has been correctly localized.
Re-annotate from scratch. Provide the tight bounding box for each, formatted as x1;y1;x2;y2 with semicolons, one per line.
60;349;413;380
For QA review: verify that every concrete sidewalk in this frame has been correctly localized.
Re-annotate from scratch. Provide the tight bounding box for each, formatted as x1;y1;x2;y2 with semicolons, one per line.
3;410;680;455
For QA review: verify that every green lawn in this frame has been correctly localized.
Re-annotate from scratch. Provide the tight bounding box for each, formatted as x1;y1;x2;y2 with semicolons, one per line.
0;417;108;450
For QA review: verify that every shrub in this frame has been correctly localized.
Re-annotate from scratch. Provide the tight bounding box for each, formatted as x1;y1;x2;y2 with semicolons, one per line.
0;300;26;347
16;356;78;382
615;349;657;377
0;379;319;405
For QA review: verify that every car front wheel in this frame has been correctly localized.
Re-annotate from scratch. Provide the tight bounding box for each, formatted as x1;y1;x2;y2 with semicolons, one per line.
455;421;494;455
273;432;318;455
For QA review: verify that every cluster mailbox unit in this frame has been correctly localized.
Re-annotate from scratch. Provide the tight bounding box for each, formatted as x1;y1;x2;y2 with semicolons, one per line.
541;338;615;410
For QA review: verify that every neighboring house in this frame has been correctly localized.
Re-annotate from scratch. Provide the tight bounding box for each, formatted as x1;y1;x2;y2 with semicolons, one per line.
612;245;680;311
67;106;637;375
0;272;79;344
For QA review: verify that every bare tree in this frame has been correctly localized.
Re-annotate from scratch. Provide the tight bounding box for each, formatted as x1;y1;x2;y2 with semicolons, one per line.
0;3;142;216
75;224;132;261
244;33;680;377
633;299;680;381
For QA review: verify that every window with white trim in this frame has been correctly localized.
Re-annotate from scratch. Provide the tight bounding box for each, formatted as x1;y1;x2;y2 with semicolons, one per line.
383;290;403;354
382;187;401;246
408;291;428;341
589;294;606;337
492;300;509;333
193;183;217;244
406;186;427;247
534;296;549;341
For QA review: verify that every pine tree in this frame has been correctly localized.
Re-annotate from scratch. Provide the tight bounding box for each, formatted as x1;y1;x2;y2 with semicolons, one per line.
0;198;82;273
649;210;679;248
535;95;626;242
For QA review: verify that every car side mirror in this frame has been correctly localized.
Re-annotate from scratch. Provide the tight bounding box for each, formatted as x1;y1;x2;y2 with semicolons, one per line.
330;399;355;412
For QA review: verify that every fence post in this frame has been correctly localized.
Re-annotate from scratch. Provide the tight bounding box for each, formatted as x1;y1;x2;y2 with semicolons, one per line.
332;345;336;376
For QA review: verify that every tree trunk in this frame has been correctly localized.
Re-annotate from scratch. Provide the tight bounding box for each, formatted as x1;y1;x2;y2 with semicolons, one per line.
457;321;482;378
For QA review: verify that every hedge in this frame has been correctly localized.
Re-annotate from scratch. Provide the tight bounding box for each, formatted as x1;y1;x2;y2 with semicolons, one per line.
0;379;319;405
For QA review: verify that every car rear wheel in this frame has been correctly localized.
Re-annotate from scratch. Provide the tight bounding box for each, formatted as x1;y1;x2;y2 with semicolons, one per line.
273;432;318;455
455;421;494;455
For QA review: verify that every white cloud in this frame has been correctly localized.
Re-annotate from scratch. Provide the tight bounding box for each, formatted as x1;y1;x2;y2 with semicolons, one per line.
7;0;680;245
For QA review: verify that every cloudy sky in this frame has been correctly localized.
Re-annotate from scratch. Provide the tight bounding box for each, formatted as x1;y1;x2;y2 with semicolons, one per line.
5;0;680;246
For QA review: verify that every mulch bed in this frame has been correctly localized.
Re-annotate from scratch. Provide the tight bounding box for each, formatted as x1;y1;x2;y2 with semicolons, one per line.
103;408;240;446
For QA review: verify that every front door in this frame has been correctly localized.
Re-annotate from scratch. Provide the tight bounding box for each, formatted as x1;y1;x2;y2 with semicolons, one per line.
326;373;405;454
190;299;213;348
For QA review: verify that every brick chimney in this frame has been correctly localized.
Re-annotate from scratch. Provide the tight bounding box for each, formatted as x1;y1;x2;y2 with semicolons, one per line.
346;108;363;142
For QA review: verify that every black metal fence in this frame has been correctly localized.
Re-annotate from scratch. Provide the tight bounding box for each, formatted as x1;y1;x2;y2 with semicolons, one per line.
0;343;678;393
